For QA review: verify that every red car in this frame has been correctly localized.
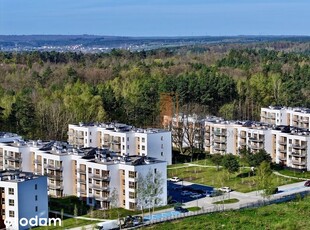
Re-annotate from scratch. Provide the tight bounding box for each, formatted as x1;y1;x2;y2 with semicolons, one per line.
304;180;310;187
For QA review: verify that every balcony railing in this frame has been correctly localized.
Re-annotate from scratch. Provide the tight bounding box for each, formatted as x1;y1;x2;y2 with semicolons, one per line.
89;174;110;181
213;145;226;151
292;153;306;158
48;184;64;190
278;148;287;153
78;178;86;184
92;195;109;202
78;188;86;194
250;145;264;150
292;160;306;166
292;144;307;150
213;138;226;144
278;156;287;161
45;173;63;180
44;164;63;171
213;131;227;137
33;159;42;165
239;141;247;146
4;155;22;162
278;140;287;145
239;133;247;139
303;118;309;123
77;168;87;174
89;184;110;191
249;137;264;143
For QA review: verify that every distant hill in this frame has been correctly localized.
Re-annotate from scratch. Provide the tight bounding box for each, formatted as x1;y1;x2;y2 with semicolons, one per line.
1;35;310;52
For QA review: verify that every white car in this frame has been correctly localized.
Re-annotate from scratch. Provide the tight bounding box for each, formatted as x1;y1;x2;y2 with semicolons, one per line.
169;177;181;182
218;187;232;193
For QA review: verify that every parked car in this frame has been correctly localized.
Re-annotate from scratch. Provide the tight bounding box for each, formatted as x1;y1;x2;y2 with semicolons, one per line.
304;180;310;187
219;187;232;193
169;177;182;182
174;206;189;213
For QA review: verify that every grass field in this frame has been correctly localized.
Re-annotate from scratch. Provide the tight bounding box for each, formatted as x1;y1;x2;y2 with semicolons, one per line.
213;198;239;204
276;168;310;179
168;165;300;192
148;195;310;230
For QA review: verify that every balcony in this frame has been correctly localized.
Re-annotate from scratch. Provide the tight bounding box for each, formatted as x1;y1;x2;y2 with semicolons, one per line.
77;168;87;174
303;118;309;124
292;160;306;166
93;195;109;202
78;178;86;184
4;165;18;170
44;164;63;171
89;174;110;181
68;131;74;136
213;131;227;137
45;173;63;180
278;140;287;145
4;155;22;162
249;137;264;143
205;133;211;138
291;153;306;158
213;138;226;144
278;155;287;161
292;144;307;150
48;184;64;190
239;133;247;139
34;168;43;174
89;184;110;191
239;141;247;146
250;145;264;150
78;188;86;194
33;159;42;165
278;148;287;153
213;145;226;151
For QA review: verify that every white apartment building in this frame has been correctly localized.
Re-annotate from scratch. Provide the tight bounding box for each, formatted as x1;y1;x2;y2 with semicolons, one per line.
261;106;310;129
0;171;48;230
68;122;172;165
0;141;168;210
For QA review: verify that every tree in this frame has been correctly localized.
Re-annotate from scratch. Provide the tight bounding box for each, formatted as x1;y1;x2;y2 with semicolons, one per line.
136;169;164;217
211;154;224;171
255;161;276;200
242;149;272;167
222;154;240;173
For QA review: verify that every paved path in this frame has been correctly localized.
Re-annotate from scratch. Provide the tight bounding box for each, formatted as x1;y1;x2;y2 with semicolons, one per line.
272;171;309;181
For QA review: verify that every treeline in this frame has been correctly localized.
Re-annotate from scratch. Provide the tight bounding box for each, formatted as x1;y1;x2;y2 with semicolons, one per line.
1;42;310;140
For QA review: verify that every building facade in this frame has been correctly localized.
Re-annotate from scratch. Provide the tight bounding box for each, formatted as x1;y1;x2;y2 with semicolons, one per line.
68;122;172;165
0;171;48;230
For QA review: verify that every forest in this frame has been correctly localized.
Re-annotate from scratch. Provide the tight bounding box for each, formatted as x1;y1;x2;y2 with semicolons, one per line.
1;41;310;140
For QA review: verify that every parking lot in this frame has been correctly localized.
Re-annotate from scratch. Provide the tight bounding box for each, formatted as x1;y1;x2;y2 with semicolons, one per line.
168;181;214;203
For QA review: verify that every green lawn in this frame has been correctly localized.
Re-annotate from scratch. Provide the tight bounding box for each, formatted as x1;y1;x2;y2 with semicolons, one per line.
168;166;300;192
213;198;239;204
187;207;202;211
148;195;310;230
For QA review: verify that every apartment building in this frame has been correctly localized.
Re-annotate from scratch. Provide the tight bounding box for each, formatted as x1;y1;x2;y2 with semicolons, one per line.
0;140;167;210
0;171;48;230
68;122;172;165
261;106;310;129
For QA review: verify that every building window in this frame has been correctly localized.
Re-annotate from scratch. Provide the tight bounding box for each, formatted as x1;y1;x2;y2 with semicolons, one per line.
123;190;125;196
122;170;125;176
161;144;164;149
142;138;145;143
122;145;125;150
122;180;125;186
138;145;140;150
35;195;38;201
35;206;38;212
129;171;136;178
154;168;157;174
89;198;92;204
89;188;92;194
123;200;125;206
35;184;38;190
122;137;125;142
127;137;129;141
9;211;14;217
9;199;14;206
90;132;92;136
129;182;136;189
95;169;100;174
1;198;4;205
85;132;87;136
88;178;92;184
142;145;145;151
88;168;92;173
90;139;92;143
161;152;163;156
8;188;14;195
129;192;136;199
44;158;47;164
161;136;163;141
127;145;129;150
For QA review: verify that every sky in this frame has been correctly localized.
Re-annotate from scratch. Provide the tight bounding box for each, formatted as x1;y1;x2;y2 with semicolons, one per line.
0;0;309;36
